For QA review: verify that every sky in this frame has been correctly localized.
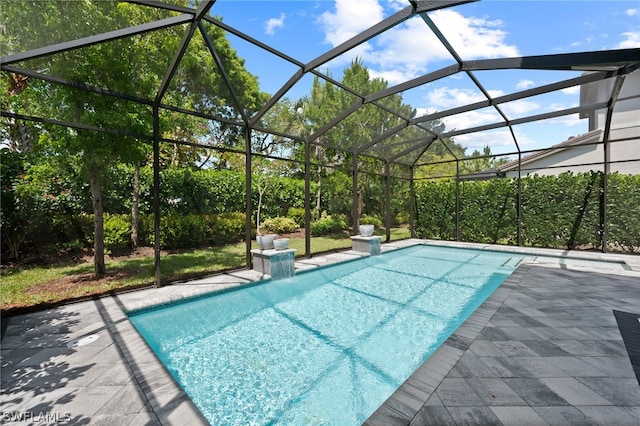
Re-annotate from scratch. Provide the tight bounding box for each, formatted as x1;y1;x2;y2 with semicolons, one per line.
211;0;639;155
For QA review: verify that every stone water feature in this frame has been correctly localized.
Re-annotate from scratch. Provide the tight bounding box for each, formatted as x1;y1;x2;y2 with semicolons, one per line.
351;225;382;255
251;248;296;279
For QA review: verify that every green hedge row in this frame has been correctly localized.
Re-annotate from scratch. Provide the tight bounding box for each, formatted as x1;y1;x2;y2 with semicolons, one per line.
16;212;248;254
310;213;348;236
117;166;313;218
414;172;640;252
20;209;353;254
140;212;247;249
2;152;403;260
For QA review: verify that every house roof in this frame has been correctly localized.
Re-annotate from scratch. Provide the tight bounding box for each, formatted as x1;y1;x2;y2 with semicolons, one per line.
498;129;603;173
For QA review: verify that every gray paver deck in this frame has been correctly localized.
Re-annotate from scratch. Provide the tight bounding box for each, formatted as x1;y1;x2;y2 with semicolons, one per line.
2;240;639;425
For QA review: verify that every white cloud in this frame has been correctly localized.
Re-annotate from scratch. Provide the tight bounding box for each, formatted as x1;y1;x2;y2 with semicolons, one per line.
416;108;516;148
316;2;520;84
415;87;503;131
500;99;540;117
570;35;595;47
453;127;541;153
415;99;545;150
426;87;503;109
369;10;519;83
561;86;580;95
544;114;583;127
374;18;448;72
549;100;572;109
369;68;411;85
315;0;383;70
616;31;640;48
454;129;525;151
318;0;383;46
429;10;519;58
625;8;638;17
441;109;502;132
265;13;286;36
417;87;512;132
516;80;535;90
386;0;407;12
415;107;436;117
418;85;582;135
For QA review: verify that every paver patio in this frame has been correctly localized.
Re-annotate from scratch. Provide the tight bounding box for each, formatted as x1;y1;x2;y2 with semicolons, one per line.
2;240;639;425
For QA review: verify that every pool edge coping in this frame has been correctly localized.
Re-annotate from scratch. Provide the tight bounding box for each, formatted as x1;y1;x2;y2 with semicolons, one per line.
120;239;640;314
362;260;529;425
111;239;637;425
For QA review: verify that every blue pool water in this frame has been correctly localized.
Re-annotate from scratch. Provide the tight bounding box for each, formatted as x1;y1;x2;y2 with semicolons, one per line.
129;244;527;425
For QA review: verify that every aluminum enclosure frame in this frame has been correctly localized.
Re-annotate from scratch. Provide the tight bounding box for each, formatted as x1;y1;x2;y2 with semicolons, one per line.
2;0;639;285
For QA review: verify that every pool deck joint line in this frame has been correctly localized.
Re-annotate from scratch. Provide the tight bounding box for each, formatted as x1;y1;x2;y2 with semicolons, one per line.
2;239;639;425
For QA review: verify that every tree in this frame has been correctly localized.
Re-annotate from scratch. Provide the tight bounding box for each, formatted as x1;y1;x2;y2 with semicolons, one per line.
299;59;419;228
297;77;342;219
0;150;30;260
415;138;467;179
2;1;264;275
461;145;509;175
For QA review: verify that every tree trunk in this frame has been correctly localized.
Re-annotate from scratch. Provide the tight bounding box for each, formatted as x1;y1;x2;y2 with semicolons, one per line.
357;176;366;221
316;172;321;220
315;146;323;220
5;232;25;260
256;186;264;236
131;163;140;248
90;174;106;277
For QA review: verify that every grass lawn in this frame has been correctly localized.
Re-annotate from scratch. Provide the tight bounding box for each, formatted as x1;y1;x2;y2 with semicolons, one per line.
1;227;410;311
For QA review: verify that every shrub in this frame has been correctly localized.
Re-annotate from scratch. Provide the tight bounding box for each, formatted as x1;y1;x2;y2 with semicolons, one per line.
158;213;207;249
262;216;298;234
142;212;246;248
395;211;410;226
521;172;600;249
320;171;352;217
310;213;347;236
104;214;131;253
75;214;95;247
160;168;246;215
26;214;94;255
140;214;154;246
413;171;640;251
287;207;306;228
267;178;307;217
209;212;246;245
608;173;640;252
360;214;382;227
414;179;457;240
460;178;516;244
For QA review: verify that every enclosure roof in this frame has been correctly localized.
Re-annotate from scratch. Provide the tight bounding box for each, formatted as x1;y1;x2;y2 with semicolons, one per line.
2;0;639;172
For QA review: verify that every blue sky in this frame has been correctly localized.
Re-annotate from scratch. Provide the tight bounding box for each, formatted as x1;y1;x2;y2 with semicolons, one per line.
211;0;640;155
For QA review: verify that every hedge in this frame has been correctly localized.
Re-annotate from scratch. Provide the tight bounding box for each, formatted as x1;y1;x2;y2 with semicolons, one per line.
142;212;246;249
262;216;298;234
3;150;638;259
103;214;131;253
608;174;640;252
310;213;348;236
415;172;639;253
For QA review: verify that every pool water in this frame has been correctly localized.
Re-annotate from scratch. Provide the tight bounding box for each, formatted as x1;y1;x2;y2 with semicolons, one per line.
129;245;527;425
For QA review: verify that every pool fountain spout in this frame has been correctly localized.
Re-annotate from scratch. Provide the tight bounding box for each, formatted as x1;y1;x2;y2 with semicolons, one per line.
251;248;296;279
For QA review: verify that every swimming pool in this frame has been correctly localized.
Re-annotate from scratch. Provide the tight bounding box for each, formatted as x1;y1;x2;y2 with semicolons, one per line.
129;244;528;425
